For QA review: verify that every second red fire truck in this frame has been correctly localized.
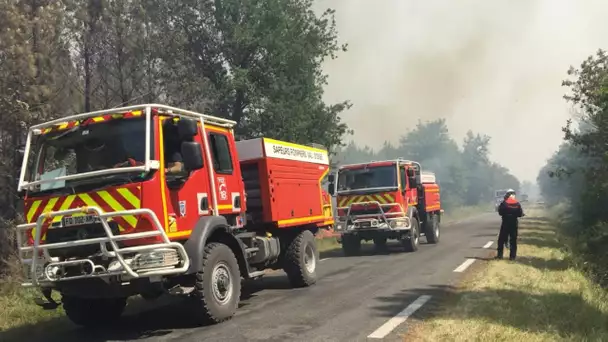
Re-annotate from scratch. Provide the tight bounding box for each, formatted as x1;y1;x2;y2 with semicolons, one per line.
329;159;442;255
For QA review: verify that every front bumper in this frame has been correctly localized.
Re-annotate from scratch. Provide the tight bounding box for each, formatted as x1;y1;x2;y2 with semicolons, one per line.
17;206;190;288
335;217;411;232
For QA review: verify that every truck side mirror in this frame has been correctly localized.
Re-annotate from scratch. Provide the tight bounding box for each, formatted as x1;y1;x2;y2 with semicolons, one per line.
409;176;418;188
327;173;336;196
178;118;198;140
181;141;204;171
406;169;415;178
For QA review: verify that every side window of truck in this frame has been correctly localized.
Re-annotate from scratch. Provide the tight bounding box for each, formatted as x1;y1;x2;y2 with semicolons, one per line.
208;132;233;174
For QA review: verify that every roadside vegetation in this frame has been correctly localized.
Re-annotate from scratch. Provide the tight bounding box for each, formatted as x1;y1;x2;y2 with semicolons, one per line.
408;208;608;341
537;49;608;287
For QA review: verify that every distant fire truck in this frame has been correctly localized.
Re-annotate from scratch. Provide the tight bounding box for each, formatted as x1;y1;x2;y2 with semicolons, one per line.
329;159;442;255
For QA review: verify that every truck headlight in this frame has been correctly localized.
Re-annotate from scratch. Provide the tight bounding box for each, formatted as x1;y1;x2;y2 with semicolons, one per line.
389;220;407;228
132;249;180;271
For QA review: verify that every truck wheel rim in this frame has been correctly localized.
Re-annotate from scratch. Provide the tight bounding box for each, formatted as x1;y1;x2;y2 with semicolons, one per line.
435;221;440;238
414;225;419;245
304;244;316;274
212;262;232;305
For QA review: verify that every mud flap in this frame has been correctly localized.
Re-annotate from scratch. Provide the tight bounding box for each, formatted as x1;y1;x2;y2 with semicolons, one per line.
34;287;60;310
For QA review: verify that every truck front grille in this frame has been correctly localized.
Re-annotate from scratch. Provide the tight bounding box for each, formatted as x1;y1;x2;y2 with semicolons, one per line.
46;222;121;258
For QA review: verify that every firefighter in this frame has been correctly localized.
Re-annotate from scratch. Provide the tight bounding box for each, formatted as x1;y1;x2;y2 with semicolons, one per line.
496;189;524;260
162;120;185;175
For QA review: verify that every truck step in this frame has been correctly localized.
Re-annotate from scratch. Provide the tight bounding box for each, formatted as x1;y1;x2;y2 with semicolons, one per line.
168;285;194;296
236;231;257;239
248;270;266;278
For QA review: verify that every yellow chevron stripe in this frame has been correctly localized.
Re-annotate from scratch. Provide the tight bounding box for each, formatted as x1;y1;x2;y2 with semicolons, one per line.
78;193;98;208
27;200;41;223
51;195;76;223
340;197;350;207
31;197;58;239
116;187;141;208
374;194;387;204
92;116;105;122
98;190;137;227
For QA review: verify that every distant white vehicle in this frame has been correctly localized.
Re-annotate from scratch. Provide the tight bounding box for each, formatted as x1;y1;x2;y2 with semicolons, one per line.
494;189;508;211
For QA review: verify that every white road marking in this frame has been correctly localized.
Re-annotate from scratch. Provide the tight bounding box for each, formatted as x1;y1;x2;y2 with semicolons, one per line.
368;295;432;339
453;258;476;273
320;258;331;262
483;241;494;249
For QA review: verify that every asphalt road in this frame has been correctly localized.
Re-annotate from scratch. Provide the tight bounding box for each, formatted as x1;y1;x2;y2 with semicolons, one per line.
3;212;501;342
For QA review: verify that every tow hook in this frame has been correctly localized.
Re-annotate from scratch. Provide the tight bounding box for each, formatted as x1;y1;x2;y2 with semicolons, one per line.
34;287;60;310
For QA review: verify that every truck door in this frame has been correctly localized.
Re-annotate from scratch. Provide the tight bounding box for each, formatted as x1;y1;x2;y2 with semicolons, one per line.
206;127;244;221
401;165;418;207
160;117;211;239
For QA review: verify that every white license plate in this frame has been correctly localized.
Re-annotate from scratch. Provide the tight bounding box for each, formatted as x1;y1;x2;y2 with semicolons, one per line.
62;215;100;227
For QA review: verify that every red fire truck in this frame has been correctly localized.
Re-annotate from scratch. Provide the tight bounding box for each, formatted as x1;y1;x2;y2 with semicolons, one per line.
329;159;442;255
16;104;334;327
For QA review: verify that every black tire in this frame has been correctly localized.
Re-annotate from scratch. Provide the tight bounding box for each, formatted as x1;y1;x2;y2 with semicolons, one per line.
373;236;388;252
62;295;126;328
341;234;361;256
192;242;241;324
283;230;318;288
425;214;440;244
403;217;420;252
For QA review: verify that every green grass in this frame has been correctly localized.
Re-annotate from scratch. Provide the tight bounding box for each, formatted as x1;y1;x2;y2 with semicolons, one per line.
407;209;608;342
0;277;64;332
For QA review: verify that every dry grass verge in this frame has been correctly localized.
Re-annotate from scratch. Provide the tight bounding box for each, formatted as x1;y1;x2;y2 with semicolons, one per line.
407;209;608;342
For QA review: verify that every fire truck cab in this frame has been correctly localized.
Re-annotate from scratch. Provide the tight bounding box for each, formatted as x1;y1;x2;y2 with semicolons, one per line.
329;159;442;255
16;104;334;327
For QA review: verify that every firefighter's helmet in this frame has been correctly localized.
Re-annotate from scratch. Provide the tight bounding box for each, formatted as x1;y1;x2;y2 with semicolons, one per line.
504;189;516;199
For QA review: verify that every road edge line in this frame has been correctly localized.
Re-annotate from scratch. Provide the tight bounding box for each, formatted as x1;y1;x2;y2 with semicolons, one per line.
453;258;476;273
367;295;432;339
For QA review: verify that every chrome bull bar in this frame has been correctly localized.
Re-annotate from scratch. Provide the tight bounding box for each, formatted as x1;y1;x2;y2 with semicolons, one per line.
343;200;411;230
17;206;190;287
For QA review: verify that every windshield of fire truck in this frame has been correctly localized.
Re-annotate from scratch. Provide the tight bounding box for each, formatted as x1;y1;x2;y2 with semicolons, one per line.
26;117;148;193
336;165;397;193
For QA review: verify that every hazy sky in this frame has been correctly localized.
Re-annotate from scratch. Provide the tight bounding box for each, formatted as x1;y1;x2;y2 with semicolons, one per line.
314;0;608;183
